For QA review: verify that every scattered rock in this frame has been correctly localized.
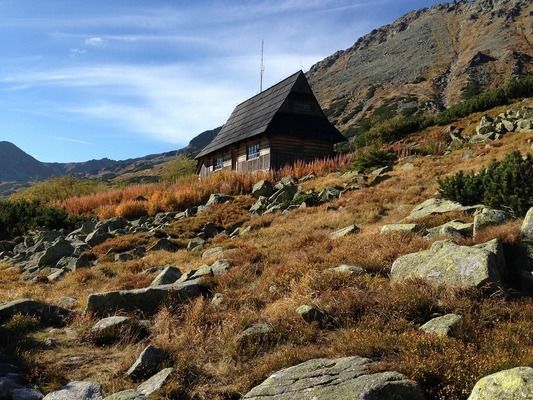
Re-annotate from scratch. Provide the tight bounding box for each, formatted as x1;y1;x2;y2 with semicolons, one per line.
326;264;365;276
236;323;273;347
126;345;167;381
252;180;274;198
38;239;74;267
391;239;506;288
42;381;102;400
201;247;224;259
147;238;180;252
405;198;482;221
187;237;205;252
296;305;329;325
330;225;360;240
86;279;207;316
90;316;144;344
467;367;533;400
243;356;425;400
521;207;533;241
206;193;233;206
85;229;111;247
136;368;173;396
150;266;182;286
0;299;72;326
425;220;474;239
380;223;420;234
419;314;463;337
473;208;509;237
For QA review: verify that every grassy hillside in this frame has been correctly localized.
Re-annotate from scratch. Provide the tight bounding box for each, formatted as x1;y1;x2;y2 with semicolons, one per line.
1;100;532;399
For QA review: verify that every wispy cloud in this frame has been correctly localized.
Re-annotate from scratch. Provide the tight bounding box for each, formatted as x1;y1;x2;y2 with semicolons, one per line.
51;136;93;145
84;37;104;47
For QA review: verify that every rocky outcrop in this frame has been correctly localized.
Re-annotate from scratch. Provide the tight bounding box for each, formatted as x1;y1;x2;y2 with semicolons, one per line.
405;198;481;221
390;239;506;288
467;367;533;400
243;357;425;400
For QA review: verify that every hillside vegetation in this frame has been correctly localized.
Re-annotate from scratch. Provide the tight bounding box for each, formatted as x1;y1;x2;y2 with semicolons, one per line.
0;99;532;400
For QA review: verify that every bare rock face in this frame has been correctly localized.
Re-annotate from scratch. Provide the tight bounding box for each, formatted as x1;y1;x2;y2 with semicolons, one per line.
243;357;425;400
390;239;506;288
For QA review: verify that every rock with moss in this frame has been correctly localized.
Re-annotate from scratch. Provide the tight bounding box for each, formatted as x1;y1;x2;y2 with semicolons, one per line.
522;207;533;241
380;224;421;234
252;180;274;199
419;314;463;337
405;198;481;221
467;367;533;400
473;208;509;237
243;356;425;400
390;239;506;288
43;381;102;400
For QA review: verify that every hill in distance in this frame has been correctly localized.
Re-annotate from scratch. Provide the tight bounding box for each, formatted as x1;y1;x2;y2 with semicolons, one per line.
0;127;220;195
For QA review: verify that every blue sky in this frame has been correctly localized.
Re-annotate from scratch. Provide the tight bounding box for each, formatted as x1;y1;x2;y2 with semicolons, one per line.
0;0;441;162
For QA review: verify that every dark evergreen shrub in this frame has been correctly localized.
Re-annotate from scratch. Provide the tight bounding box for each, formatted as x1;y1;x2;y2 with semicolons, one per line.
438;152;533;216
352;149;397;173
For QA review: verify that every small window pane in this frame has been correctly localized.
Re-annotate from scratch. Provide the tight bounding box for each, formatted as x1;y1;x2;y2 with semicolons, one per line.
247;143;260;160
213;155;224;170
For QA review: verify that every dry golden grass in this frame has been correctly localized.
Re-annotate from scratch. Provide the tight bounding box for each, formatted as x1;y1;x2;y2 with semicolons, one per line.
2;110;533;399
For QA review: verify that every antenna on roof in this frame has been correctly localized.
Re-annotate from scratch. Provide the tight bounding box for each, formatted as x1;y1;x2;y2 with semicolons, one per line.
260;39;265;93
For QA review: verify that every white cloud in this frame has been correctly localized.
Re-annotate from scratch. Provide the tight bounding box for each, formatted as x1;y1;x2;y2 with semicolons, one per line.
84;37;104;47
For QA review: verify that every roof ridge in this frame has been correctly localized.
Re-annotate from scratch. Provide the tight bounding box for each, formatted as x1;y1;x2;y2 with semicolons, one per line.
232;70;303;109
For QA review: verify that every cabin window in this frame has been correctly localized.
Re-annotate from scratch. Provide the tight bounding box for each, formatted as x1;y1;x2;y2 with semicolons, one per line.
247;143;260;160
213;155;224;170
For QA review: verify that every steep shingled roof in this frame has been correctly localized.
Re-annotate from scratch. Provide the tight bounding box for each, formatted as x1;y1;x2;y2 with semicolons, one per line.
196;71;344;159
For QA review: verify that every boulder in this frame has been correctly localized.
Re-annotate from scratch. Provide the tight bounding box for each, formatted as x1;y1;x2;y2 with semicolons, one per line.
467;367;533;400
187;237;205;251
42;381;102;400
206;193;233;206
516;119;532;131
236;323;273;346
0;299;72;326
425;220;474;239
85;229;110;247
268;184;298;205
390;239;506;288
252;180;274;198
147;238;179;252
201;247;224;259
274;176;297;190
473;208;509;237
150;266;182;286
90;316;144;344
86;279;206;316
250;196;268;214
330;225;360;240
103;390;146;400
126;345;167;381
296;305;329;324
326;264;365;276
419;314;463;337
243;356;425;400
521;207;533;241
137;368;173;396
198;222;223;239
380;224;420;234
318;187;341;203
405;198;481;221
188;260;231;280
38;239;74;267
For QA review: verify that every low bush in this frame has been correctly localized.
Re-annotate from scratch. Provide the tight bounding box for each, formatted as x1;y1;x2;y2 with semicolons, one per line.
160;156;197;183
351;149;397;173
438;151;533;216
0;200;77;240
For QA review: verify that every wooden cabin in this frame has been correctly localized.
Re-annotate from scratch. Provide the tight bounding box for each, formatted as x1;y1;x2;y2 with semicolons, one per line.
195;70;346;177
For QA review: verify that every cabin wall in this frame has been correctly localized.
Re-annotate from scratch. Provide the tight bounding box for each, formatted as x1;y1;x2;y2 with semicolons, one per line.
235;135;270;172
269;134;335;170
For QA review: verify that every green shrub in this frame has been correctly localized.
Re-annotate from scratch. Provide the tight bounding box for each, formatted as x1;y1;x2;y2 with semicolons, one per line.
0;200;77;240
438;151;533;216
161;156;197;183
352;149;397;173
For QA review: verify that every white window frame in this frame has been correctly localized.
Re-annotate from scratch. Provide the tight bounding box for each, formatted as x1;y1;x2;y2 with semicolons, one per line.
247;143;260;160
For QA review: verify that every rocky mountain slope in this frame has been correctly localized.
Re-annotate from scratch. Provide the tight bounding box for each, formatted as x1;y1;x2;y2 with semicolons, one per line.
307;0;532;134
